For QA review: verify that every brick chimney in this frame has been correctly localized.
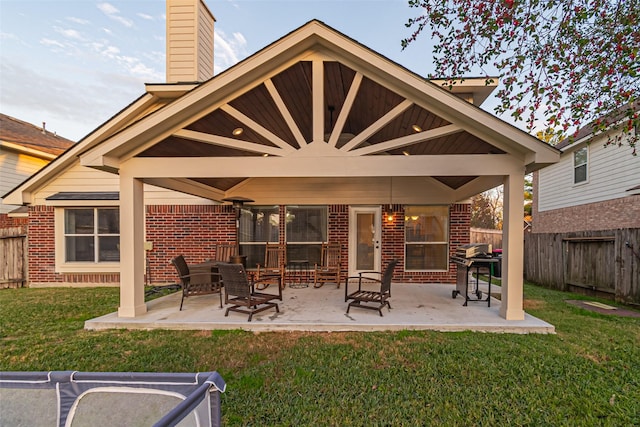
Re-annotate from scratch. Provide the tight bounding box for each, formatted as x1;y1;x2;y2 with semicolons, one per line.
166;0;215;83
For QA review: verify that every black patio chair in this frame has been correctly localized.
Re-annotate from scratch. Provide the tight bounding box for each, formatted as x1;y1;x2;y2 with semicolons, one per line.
344;259;398;316
218;262;282;321
171;255;223;310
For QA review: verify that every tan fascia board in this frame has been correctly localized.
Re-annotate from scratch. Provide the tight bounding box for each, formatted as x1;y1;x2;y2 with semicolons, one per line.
0;141;58;160
144;83;199;99
3;93;160;205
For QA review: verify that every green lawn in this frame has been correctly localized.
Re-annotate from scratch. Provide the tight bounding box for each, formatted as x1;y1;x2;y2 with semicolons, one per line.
1;283;638;426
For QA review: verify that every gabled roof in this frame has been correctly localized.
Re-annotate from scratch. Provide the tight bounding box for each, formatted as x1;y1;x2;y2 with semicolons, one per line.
5;20;560;206
555;100;640;151
0;113;75;158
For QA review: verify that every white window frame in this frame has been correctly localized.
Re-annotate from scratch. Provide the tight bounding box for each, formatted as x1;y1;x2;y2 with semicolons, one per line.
573;146;588;185
54;203;121;273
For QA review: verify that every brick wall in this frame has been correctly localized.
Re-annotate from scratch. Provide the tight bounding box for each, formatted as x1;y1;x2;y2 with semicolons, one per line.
28;206;59;285
25;203;471;286
146;205;236;284
0;213;28;231
380;203;470;284
533;195;640;233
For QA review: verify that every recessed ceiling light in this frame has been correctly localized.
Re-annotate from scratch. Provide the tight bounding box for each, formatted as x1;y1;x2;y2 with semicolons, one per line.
412;124;422;133
262;153;269;157
232;127;244;136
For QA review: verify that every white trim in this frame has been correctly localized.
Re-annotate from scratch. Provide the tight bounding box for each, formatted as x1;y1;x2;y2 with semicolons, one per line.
348;206;382;276
54;207;121;274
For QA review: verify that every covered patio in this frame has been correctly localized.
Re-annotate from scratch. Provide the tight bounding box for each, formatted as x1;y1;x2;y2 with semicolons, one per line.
85;280;554;333
75;20;559;324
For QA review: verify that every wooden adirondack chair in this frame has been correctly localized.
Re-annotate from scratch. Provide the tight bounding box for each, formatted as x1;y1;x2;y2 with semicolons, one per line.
313;242;343;288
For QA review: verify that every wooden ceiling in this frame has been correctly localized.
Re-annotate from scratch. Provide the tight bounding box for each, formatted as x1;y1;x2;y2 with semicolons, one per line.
137;60;504;191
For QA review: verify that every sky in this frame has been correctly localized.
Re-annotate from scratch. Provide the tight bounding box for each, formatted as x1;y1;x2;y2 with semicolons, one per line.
0;0;504;142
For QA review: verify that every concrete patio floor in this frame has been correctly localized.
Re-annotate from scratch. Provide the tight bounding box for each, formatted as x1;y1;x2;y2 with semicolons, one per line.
85;279;555;334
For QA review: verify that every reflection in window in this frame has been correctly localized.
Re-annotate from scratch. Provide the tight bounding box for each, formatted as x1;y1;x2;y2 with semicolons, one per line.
404;206;449;270
285;206;327;266
239;206;279;268
64;208;119;262
574;147;588;184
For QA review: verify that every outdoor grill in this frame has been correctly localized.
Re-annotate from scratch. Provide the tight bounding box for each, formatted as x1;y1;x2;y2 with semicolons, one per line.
451;244;499;306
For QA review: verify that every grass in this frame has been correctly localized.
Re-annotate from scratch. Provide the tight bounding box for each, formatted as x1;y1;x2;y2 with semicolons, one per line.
1;283;639;426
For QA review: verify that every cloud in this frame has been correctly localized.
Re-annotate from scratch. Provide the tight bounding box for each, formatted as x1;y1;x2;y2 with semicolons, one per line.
137;13;154;21
0;58;148;141
67;17;90;25
1;32;18;41
213;29;248;73
40;38;65;48
97;2;133;28
54;26;85;41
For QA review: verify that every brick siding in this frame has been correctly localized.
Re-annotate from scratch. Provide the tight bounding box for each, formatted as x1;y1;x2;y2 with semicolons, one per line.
0;213;28;231
533;194;640;233
25;203;471;286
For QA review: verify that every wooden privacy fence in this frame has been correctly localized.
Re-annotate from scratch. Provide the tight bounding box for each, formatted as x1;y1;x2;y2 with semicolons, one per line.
470;228;502;249
524;228;639;305
0;227;27;288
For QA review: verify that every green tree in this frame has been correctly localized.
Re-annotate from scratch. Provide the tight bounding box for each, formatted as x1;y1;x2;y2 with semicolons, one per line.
402;0;639;153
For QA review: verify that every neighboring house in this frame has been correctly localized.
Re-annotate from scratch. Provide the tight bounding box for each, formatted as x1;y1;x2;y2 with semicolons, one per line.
0;114;75;218
2;0;559;320
530;106;639;303
0;114;75;287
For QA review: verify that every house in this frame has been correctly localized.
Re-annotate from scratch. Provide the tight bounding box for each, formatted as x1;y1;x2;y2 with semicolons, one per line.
0;114;75;287
2;0;559;320
0;114;75;219
530;105;639;303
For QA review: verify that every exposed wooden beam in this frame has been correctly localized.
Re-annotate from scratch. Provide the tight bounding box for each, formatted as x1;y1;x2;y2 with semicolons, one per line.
173;129;285;156
264;79;307;147
348;124;463;156
220;104;296;152
122;153;523;178
312;59;324;143
328;72;362;147
340;99;413;152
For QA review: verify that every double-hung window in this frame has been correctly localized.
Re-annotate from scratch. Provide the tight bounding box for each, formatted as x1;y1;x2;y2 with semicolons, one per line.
573;147;588;184
404;206;449;271
285;206;327;266
64;208;119;262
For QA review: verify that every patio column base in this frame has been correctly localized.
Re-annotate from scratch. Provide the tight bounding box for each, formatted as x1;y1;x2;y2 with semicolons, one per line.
118;303;148;318
500;306;525;321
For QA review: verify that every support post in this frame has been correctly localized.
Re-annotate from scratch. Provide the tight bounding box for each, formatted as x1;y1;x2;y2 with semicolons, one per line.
118;168;147;317
500;171;525;320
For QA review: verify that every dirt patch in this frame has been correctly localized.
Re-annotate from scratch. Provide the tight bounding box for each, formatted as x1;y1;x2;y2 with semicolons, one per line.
566;300;640;318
